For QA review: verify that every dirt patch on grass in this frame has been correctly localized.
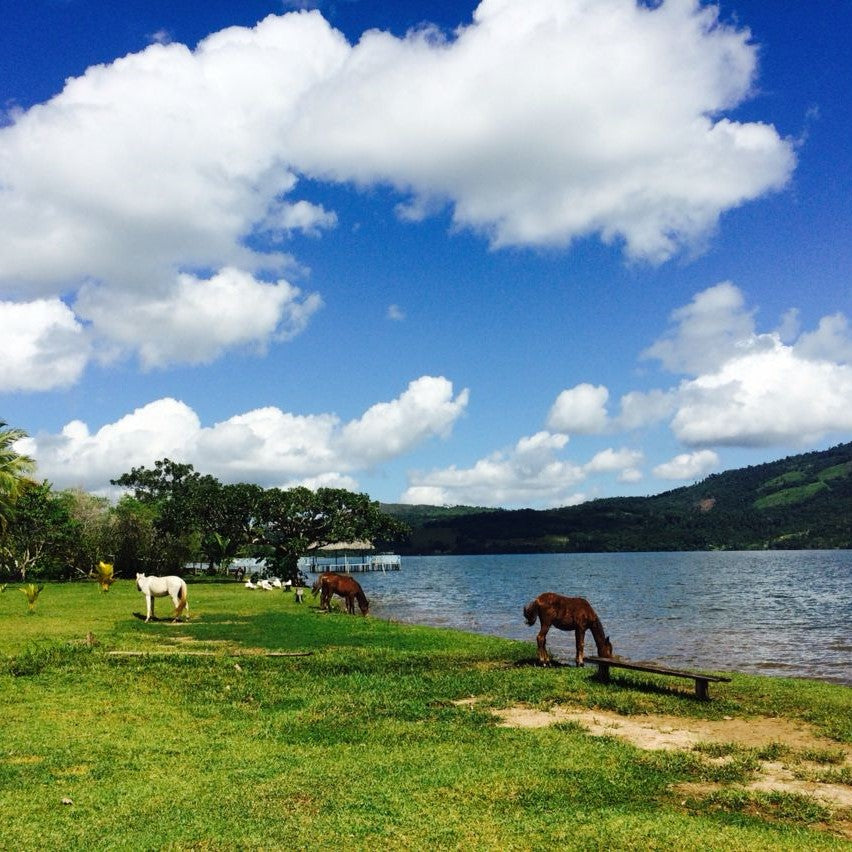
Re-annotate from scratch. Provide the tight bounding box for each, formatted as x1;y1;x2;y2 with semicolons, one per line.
495;705;845;752
492;704;852;811
5;754;44;765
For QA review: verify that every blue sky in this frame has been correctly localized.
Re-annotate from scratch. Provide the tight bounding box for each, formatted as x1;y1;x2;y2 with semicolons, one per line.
1;0;850;507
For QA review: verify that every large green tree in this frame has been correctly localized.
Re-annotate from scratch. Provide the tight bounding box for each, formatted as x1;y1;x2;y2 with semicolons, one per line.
111;459;216;571
197;482;264;571
112;460;409;581
0;481;81;581
255;486;408;583
112;460;264;572
0;421;36;533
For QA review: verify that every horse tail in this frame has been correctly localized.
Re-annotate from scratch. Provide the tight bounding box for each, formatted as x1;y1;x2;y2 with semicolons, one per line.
174;580;189;618
523;599;538;626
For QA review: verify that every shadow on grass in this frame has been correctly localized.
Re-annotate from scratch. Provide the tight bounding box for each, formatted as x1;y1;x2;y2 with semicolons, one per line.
130;612;191;623
512;657;575;668
590;672;720;701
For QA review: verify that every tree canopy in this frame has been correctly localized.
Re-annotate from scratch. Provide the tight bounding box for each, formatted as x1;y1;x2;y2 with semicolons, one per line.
111;459;408;583
0;420;35;533
0;439;408;582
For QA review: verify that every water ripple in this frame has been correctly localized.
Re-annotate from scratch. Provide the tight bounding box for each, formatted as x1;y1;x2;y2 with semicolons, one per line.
357;551;852;685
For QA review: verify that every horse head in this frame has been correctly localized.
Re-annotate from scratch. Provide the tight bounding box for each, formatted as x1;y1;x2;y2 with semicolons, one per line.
135;572;145;591
601;635;613;658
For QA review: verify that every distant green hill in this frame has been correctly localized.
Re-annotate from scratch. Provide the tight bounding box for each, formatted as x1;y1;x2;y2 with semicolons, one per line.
384;442;852;553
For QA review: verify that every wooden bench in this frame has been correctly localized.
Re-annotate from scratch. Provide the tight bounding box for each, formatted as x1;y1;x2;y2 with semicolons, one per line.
584;655;731;700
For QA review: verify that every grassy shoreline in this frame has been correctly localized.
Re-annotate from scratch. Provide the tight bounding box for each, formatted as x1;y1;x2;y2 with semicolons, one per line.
1;580;850;849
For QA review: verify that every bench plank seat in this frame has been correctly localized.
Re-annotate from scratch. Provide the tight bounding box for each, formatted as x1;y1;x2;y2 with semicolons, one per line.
584;655;731;700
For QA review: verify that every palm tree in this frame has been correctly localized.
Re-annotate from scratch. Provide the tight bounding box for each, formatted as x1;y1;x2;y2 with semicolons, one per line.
0;421;36;532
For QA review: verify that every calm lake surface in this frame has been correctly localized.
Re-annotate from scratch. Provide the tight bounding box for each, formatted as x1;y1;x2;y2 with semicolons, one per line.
350;551;852;685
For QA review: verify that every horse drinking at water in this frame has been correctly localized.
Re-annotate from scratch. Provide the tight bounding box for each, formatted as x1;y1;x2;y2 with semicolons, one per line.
136;573;189;622
311;572;369;615
523;593;612;666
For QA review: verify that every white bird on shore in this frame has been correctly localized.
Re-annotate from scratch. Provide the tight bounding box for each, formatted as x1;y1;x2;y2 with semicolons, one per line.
258;579;275;591
270;578;282;588
244;580;257;590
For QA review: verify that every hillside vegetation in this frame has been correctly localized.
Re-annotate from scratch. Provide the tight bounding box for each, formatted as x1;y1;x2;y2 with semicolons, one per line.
385;442;852;554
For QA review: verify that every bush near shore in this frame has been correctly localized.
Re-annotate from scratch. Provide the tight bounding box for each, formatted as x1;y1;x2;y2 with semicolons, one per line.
1;581;850;850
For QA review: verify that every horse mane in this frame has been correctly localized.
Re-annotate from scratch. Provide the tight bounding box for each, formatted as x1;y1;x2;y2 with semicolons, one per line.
355;587;369;614
589;616;612;656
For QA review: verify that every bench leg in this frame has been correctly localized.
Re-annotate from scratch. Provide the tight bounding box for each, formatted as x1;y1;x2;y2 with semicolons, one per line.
595;662;611;684
694;679;709;700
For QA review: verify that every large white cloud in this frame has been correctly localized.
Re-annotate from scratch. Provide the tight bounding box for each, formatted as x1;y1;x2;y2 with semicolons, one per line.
585;447;643;483
638;283;852;447
401;429;646;508
794;313;852;364
653;449;719;480
0;299;90;390
18;376;469;492
75;267;321;369
287;0;794;257
0;13;345;385
401;430;586;508
339;376;470;465
0;13;347;291
0;3;794;388
641;281;756;375
671;338;852;446
547;383;610;434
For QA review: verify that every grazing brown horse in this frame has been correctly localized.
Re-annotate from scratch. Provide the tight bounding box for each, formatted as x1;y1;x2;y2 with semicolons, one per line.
523;592;612;666
311;572;369;615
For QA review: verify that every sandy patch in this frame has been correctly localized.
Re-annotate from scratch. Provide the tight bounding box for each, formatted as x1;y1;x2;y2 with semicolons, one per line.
494;705;846;753
748;762;852;808
490;703;852;811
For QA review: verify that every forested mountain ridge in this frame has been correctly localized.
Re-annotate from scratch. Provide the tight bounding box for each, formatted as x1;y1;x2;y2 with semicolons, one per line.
383;442;852;553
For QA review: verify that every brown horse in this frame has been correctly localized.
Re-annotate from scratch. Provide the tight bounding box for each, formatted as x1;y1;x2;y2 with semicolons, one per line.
311;572;369;615
523;592;612;666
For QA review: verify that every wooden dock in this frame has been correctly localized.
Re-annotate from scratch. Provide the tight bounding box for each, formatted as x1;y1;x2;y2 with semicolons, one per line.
298;554;401;574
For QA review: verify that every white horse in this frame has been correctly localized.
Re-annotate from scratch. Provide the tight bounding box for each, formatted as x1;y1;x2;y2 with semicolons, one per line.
135;573;189;622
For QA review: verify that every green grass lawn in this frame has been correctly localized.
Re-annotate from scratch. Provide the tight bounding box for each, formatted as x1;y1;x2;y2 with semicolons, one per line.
1;579;850;850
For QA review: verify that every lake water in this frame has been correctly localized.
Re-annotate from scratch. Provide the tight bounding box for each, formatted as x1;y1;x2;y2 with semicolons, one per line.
349;551;852;685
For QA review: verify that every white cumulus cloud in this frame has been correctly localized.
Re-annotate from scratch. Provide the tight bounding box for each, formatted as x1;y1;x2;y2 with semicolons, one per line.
617;388;677;430
642;281;757;375
0;298;91;391
671;338;852;447
547;383;609;434
794;313;852;364
633;283;852;448
401;430;586;508
338;376;470;465
401;430;648;508
19;376;468;492
287;0;794;258
653;449;720;480
74;267;321;369
0;3;794;389
586;447;644;484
